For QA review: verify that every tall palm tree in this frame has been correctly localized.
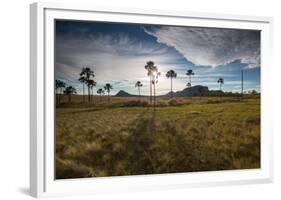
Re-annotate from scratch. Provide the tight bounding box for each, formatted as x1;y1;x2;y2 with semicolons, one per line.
145;61;155;104
217;78;224;91
80;67;95;103
64;86;76;103
135;81;143;99
166;70;177;98
87;79;96;103
151;66;160;107
78;69;87;102
97;88;104;102
55;80;65;105
104;83;113;103
186;69;195;87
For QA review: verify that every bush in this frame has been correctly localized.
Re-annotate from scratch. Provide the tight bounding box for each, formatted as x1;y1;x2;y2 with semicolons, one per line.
123;100;149;107
168;99;185;106
206;99;222;104
157;100;169;106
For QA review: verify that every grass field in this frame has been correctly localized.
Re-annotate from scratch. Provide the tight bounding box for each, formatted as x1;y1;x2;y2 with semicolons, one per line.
55;96;260;179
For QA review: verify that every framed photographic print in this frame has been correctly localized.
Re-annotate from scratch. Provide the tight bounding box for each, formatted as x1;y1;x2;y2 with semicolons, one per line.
30;2;273;198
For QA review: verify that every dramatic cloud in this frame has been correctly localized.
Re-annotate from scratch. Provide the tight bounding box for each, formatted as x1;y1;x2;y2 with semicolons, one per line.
144;27;260;68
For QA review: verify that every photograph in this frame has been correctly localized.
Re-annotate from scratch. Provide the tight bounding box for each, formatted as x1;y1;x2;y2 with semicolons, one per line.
55;20;261;179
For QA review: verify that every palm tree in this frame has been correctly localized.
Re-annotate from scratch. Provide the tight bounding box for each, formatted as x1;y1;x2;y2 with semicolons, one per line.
135;81;143;99
151;66;160;107
64;86;76;103
78;69;87;102
186;69;195;87
55;80;65;104
166;70;177;98
80;67;95;103
87;79;96;103
97;88;105;101
104;83;113;103
145;61;156;104
217;78;224;91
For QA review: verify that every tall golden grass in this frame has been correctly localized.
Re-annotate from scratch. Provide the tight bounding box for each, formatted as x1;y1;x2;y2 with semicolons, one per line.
56;96;260;179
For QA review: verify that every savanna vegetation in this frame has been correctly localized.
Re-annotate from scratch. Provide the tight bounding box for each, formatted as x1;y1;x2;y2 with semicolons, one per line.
56;96;260;179
55;61;260;179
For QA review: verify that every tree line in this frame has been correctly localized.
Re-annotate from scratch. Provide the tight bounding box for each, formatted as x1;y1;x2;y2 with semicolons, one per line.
55;61;225;104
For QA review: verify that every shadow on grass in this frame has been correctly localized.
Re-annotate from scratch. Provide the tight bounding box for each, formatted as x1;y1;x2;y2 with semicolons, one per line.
124;110;157;175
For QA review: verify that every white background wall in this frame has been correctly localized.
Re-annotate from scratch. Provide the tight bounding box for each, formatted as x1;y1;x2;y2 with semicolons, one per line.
0;0;280;199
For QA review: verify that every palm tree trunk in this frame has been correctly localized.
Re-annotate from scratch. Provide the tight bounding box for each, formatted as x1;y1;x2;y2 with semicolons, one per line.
150;76;152;104
170;78;173;98
90;88;92;103
153;84;156;108
219;84;222;99
189;76;191;86
82;83;85;102
58;88;59;104
88;86;90;103
138;87;140;100
90;88;91;103
108;92;110;103
92;88;94;103
59;88;62;104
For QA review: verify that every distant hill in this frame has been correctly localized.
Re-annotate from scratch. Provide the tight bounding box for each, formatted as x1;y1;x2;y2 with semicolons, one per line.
115;85;212;98
115;90;138;97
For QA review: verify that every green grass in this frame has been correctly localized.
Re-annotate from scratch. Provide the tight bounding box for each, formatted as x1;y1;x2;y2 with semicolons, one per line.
55;96;260;179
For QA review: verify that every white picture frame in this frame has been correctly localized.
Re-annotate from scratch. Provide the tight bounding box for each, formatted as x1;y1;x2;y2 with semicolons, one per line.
30;2;274;198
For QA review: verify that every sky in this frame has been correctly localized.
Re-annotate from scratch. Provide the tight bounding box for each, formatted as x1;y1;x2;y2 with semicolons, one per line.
55;20;261;96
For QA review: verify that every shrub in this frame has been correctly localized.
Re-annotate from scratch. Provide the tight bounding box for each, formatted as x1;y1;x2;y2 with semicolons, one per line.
123;100;149;107
206;99;222;104
168;99;185;106
157;100;169;106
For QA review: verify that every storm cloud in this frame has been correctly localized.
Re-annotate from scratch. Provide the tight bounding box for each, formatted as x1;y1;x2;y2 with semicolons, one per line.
144;26;260;68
